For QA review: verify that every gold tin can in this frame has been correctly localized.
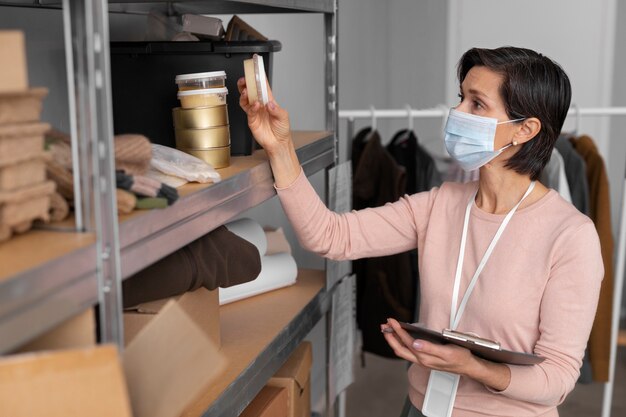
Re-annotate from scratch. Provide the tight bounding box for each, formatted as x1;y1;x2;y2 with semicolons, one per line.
172;105;229;129
175;125;230;149
180;146;231;169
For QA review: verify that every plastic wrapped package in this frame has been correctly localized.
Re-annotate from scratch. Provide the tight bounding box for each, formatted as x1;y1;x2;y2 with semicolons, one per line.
150;144;221;183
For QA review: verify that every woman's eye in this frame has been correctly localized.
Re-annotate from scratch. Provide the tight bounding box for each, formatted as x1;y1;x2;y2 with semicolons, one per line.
473;100;483;110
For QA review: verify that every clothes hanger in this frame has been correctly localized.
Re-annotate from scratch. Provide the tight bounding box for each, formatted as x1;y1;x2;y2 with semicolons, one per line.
406;104;414;131
572;103;581;137
370;105;377;132
362;105;378;142
392;104;414;146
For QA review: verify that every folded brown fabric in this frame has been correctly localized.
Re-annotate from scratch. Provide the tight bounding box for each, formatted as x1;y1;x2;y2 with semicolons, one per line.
49;192;69;222
116;171;179;205
46;159;74;201
116;189;136;214
122;225;262;308
45;129;73;170
115;134;151;175
45;130;152;176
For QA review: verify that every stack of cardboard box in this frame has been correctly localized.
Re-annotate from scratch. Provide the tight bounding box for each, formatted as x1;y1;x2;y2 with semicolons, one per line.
241;342;313;417
0;31;54;241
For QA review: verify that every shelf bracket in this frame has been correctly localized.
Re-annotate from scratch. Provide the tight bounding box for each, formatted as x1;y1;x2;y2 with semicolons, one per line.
64;0;124;350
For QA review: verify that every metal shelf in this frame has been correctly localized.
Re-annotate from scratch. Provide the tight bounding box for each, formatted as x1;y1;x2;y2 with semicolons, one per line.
0;230;98;353
0;131;332;353
119;130;334;279
0;0;334;14
182;269;328;417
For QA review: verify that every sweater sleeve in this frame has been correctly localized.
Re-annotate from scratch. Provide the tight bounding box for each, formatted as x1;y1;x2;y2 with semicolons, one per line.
488;221;604;405
276;169;437;261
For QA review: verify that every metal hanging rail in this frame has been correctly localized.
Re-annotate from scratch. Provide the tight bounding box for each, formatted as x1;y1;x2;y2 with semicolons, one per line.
339;105;626;120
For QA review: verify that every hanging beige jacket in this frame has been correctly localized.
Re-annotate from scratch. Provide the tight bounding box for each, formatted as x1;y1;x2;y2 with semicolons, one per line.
571;135;614;382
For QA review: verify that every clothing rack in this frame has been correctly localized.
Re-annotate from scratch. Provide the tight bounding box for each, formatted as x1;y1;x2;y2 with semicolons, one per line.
338;105;626;417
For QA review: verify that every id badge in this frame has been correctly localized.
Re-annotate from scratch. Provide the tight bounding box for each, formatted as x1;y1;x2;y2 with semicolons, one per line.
422;370;460;417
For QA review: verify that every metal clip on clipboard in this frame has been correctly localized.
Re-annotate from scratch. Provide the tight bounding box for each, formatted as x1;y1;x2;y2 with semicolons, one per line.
442;329;501;350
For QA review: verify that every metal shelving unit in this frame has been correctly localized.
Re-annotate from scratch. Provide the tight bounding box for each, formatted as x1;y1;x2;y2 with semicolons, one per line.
1;0;332;13
1;0;339;414
119;131;334;279
0;131;333;353
185;270;329;417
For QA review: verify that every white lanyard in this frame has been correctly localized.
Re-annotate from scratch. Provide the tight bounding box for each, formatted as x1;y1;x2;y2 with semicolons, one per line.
449;181;536;330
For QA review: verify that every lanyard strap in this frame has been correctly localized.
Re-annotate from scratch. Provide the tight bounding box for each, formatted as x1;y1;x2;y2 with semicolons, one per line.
449;181;536;330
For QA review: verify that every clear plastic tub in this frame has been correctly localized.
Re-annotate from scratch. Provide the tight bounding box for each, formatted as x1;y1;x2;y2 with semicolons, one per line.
177;87;228;109
175;71;227;90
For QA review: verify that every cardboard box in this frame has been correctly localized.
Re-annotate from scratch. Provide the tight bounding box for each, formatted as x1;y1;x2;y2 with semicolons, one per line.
0;345;132;417
16;308;96;353
123;287;220;348
267;342;312;417
123;299;226;417
240;386;289;417
0;31;28;93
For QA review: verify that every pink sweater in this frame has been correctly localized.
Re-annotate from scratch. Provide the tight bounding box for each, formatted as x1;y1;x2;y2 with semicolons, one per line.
277;170;604;417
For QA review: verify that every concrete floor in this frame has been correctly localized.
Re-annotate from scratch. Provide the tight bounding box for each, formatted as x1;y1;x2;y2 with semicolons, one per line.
346;347;626;417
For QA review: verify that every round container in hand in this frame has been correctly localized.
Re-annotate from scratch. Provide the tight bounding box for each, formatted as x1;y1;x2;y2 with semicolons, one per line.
172;105;229;129
175;71;227;90
178;87;228;109
180;146;231;169
175;125;230;149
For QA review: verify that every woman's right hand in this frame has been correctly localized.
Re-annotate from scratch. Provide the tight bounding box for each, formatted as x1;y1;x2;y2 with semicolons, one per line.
237;77;292;156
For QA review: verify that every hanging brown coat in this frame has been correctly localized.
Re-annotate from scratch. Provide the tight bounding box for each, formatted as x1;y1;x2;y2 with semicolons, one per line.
571;135;614;382
352;129;414;358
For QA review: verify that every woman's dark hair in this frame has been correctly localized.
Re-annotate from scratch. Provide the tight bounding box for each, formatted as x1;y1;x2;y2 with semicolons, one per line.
458;47;572;180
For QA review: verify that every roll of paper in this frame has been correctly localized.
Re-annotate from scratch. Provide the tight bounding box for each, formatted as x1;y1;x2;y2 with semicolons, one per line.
224;218;267;257
219;252;298;305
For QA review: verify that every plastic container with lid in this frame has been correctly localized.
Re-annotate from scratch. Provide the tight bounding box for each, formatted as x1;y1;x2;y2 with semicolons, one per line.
175;71;227;90
178;87;228;109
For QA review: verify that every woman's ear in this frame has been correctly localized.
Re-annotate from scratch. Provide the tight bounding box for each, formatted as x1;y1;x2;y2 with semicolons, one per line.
513;117;541;145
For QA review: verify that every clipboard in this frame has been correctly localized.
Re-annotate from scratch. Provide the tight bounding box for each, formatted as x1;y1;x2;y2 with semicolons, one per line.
394;322;544;366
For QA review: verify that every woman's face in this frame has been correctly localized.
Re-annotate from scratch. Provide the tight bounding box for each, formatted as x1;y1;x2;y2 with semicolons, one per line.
455;65;521;150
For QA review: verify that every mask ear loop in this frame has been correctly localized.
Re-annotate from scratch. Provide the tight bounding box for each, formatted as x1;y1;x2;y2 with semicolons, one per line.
438;104;450;155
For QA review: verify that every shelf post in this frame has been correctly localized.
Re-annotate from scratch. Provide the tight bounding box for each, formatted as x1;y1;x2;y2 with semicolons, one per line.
325;0;338;165
64;0;124;350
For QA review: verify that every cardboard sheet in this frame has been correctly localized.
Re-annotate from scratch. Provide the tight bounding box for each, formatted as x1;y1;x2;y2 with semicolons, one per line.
0;31;28;93
181;270;324;417
124;300;226;417
264;227;292;255
123;287;220;347
0;345;132;417
16;308;96;353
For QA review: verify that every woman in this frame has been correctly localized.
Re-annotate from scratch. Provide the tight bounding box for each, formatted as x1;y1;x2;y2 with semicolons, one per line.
238;47;603;417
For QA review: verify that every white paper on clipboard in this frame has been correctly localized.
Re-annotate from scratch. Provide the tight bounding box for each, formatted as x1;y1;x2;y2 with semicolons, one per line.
329;274;356;404
327;161;352;289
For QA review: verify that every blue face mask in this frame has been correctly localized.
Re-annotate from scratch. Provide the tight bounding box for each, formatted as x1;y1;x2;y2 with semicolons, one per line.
444;108;525;171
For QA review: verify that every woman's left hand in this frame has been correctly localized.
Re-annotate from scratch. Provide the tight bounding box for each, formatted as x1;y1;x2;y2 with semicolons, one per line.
381;318;477;376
